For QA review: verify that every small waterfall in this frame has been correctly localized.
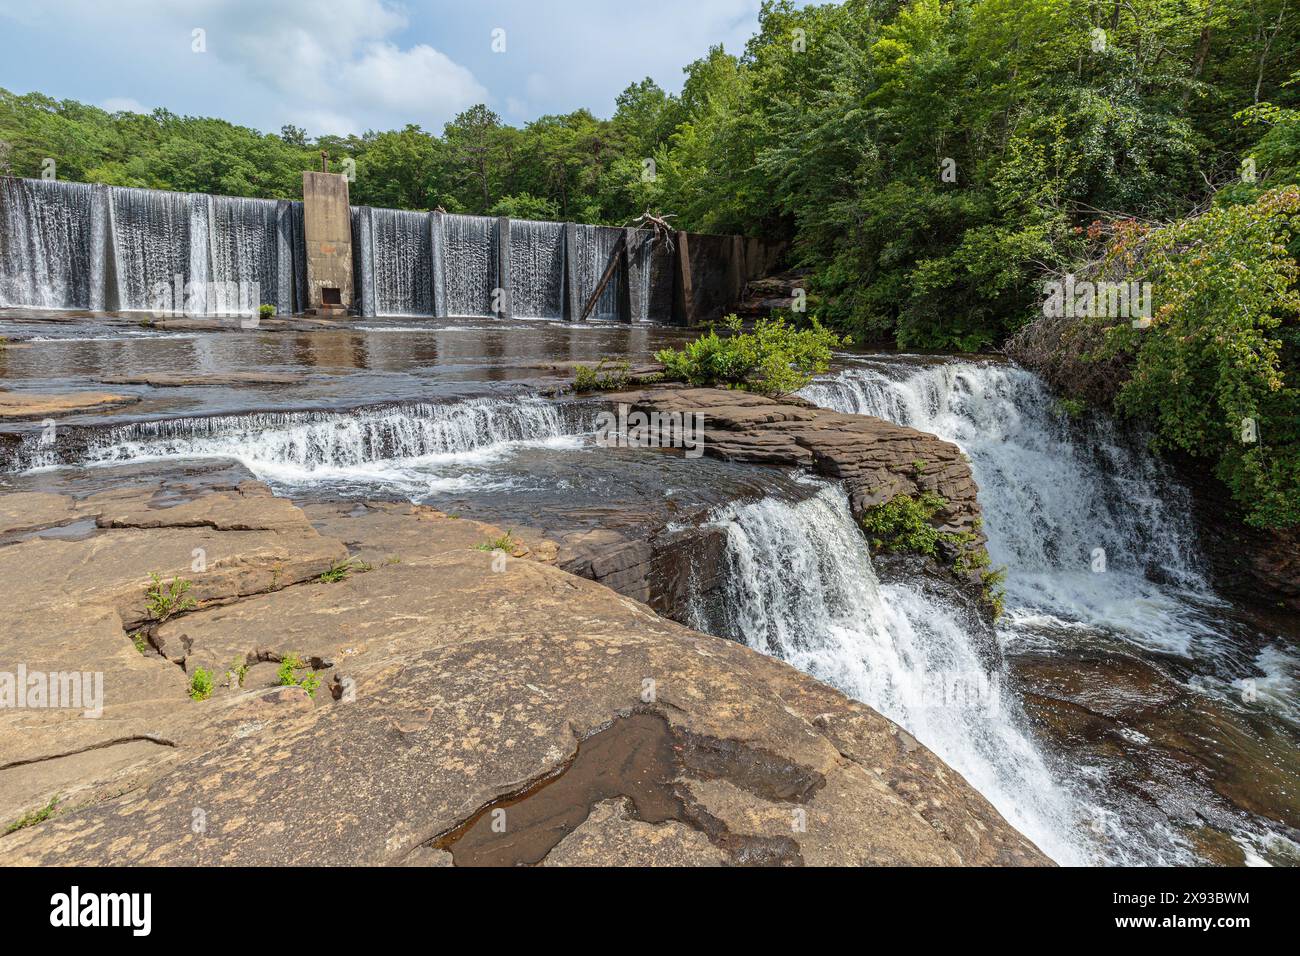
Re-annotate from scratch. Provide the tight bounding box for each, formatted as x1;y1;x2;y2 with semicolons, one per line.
207;195;283;312
689;484;1090;865
441;213;498;318
802;359;1214;656
570;224;626;321
69;397;590;475
0;178;107;310
509;219;566;320
352;206;433;317
109;186;197;312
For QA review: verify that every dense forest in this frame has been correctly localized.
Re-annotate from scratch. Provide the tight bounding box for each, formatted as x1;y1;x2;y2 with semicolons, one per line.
2;0;1298;526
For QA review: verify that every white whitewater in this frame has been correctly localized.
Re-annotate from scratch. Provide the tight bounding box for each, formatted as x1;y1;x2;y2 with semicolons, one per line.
801;358;1218;658
56;398;592;493
693;483;1091;865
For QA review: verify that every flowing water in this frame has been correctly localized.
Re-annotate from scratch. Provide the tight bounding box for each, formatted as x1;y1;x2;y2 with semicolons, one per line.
0;179;673;321
687;482;1092;864
2;308;1294;864
786;354;1300;864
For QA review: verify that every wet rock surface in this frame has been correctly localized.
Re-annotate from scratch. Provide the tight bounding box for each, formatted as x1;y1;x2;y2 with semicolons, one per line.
0;477;1048;866
0;389;136;418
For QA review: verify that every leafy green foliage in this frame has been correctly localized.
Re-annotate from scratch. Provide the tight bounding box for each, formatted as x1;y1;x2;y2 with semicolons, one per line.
860;492;948;555
276;654;321;698
145;572;197;621
1097;187;1300;529
5;794;60;834
655;315;844;395
188;668;214;702
573;360;631;392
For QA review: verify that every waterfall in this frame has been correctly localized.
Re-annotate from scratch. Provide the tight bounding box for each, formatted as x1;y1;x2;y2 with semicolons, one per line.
0;178;108;310
570;224;626;321
440;213;498;318
689;483;1091;865
108;186;197;312
351;206;433;317
81;398;589;472
509;219;566;320
1;178;677;321
801;358;1216;657
207;195;284;312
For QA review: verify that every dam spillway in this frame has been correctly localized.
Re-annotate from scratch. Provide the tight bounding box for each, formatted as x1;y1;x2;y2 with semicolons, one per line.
0;177;695;321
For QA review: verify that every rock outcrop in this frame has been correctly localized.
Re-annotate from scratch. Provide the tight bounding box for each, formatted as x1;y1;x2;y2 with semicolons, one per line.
602;386;984;546
0;478;1049;866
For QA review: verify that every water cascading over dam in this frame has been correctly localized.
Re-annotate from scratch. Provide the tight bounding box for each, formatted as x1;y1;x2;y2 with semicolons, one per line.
0;177;678;321
0;178;305;315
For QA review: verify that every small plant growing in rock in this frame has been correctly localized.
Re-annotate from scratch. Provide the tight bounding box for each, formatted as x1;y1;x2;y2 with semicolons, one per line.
258;303;276;318
5;794;60;834
146;572;197;621
574;359;631;392
860;492;947;555
277;654;321;697
226;658;248;688
318;558;372;583
129;630;148;654
189;668;214;701
1056;397;1087;419
477;531;517;553
980;567;1008;619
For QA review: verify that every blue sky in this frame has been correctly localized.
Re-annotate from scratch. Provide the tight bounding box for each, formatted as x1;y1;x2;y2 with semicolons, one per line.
0;0;775;136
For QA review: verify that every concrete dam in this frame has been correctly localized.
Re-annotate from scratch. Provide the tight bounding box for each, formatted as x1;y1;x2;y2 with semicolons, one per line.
0;173;782;323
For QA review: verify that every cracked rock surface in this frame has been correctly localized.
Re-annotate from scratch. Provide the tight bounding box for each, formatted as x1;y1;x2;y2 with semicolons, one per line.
0;477;1049;866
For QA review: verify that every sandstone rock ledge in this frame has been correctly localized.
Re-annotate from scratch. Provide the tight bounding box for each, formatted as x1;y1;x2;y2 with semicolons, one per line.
0;480;1048;866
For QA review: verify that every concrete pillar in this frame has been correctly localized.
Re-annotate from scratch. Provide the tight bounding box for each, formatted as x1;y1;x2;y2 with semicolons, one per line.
302;171;354;315
675;231;695;326
495;215;512;318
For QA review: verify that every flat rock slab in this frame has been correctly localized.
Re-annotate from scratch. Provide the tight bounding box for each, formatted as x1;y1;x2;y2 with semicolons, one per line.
604;386;985;544
0;492;78;535
100;373;306;387
0;390;137;419
0;481;1047;866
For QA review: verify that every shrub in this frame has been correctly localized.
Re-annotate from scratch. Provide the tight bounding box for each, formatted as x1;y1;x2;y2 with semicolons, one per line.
146;572;197;621
1096;187;1300;529
258;303;276;318
189;669;214;701
654;314;846;395
573;359;631;392
860;492;948;555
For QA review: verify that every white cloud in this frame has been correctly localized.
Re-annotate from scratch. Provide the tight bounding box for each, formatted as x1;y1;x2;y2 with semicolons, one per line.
337;43;486;130
101;97;147;114
0;0;487;136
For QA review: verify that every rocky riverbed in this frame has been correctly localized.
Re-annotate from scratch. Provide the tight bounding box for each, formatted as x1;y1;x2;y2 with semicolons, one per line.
0;467;1048;866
